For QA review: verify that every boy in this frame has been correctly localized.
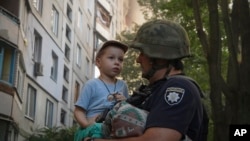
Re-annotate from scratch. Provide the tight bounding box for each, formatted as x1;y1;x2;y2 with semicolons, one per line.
74;40;129;141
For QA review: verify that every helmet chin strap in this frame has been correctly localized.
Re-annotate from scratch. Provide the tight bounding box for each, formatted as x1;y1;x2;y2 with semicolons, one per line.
142;60;172;80
142;67;157;79
165;65;173;77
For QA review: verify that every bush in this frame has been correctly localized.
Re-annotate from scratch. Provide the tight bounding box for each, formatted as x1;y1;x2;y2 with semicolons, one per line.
25;126;77;141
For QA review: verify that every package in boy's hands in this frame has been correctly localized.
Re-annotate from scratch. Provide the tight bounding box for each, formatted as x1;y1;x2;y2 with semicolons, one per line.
102;101;148;138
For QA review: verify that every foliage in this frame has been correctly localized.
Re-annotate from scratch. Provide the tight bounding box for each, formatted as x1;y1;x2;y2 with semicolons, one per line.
137;0;210;91
117;1;214;139
136;0;250;141
117;28;148;94
25;126;77;141
137;0;213;120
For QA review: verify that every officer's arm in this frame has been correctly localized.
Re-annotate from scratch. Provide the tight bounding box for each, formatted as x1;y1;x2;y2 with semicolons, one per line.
85;127;182;141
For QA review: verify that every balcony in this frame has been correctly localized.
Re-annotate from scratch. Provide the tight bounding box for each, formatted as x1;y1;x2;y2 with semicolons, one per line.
0;6;19;45
0;81;21;140
95;2;112;38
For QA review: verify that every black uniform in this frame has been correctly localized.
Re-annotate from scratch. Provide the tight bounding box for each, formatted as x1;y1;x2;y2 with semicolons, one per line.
141;76;203;140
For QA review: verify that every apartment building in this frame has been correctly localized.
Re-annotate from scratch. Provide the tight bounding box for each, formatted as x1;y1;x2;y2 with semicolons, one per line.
0;0;143;140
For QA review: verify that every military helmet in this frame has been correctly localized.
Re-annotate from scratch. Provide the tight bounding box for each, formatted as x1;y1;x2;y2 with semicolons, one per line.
130;19;191;60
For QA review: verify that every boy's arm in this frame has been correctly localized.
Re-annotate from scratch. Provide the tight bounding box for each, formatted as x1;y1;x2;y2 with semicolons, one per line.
74;106;94;128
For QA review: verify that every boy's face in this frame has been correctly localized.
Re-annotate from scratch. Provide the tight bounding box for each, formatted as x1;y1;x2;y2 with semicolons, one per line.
96;46;125;77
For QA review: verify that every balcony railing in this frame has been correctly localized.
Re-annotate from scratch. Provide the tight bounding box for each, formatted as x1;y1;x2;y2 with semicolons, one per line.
0;6;19;45
0;6;19;24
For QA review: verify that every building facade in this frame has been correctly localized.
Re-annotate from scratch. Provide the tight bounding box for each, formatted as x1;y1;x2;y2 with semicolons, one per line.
0;0;143;140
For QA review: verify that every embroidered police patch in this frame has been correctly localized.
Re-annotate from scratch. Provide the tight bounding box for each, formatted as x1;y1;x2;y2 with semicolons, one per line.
164;87;185;105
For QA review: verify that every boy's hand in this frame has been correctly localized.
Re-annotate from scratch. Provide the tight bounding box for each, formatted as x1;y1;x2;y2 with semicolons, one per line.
107;93;126;102
114;93;126;101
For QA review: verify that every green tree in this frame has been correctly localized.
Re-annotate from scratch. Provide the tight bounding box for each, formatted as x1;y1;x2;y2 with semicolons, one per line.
137;0;250;140
25;126;77;141
117;27;148;94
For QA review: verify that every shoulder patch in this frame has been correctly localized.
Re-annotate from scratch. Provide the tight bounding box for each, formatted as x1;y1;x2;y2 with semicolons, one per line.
164;87;185;105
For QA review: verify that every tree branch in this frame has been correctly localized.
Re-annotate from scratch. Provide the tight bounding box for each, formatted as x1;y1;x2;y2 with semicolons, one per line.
192;0;209;58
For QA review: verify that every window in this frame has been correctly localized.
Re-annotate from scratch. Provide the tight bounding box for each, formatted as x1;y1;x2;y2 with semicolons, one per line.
25;85;36;120
60;109;66;125
1;120;18;141
33;30;42;62
33;31;43;77
76;44;81;67
74;81;80;102
33;0;43;14
45;99;53;128
77;9;83;31
0;45;16;84
64;44;70;60
0;120;7;141
51;6;59;36
66;24;71;42
87;1;93;15
50;52;58;81
86;25;90;44
62;86;68;103
66;4;72;22
63;65;69;82
16;69;24;98
85;57;90;77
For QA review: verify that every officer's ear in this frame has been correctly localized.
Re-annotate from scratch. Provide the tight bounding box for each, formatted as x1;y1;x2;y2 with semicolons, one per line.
154;58;169;66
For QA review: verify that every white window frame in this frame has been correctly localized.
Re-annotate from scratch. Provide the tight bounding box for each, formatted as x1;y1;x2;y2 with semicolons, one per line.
52;6;59;36
16;69;24;98
87;0;93;15
62;86;68;103
64;44;70;60
33;0;43;14
60;109;67;125
66;4;72;22
33;30;42;62
25;85;36;120
86;25;91;44
66;24;71;42
63;65;69;82
77;8;83;31
74;81;80;102
76;45;81;67
45;99;53;128
85;57;90;77
50;52;58;81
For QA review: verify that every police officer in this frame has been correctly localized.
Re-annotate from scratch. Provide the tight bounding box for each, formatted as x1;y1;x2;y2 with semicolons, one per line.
85;19;204;141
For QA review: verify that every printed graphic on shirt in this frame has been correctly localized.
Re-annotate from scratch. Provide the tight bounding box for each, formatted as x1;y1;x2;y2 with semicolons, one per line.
164;87;185;105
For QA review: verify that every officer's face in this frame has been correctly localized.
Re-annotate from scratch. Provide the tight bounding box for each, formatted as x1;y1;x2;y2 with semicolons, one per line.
136;52;152;77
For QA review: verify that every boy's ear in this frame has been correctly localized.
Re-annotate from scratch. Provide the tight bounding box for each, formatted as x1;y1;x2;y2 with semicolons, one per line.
95;57;100;67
